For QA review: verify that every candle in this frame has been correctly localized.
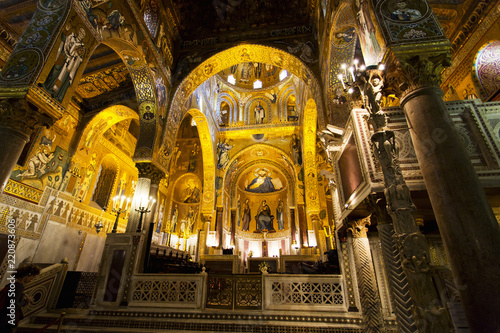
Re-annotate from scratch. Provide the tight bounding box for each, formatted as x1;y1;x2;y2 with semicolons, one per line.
338;74;346;89
341;63;347;77
349;67;355;82
120;195;125;210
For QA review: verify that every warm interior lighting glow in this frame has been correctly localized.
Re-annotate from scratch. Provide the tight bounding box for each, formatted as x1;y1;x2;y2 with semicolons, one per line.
253;80;262;89
279;70;288;81
227;74;236;85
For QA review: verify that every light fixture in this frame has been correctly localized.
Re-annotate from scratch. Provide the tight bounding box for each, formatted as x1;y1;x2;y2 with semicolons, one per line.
279;70;288;81
136;196;156;233
94;220;104;234
111;195;131;233
227;74;236;85
253;80;262;89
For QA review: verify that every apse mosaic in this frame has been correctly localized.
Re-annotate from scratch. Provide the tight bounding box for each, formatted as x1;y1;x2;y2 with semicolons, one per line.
235;164;289;234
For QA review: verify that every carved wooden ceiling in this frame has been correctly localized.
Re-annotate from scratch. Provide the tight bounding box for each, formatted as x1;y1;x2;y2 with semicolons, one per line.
167;0;313;41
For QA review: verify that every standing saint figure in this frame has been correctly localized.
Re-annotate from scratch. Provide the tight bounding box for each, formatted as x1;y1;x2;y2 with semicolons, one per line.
237;197;241;227
217;139;233;170
254;103;265;124
290;134;303;165
186;206;197;233
42;28;86;102
155;201;165;233
241;198;251;231
170;205;179;233
276;199;285;230
188;142;199;172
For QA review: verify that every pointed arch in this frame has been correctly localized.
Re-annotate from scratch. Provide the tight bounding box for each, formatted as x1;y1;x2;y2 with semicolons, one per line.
162;44;324;168
278;84;298;122
185;108;216;215
217;91;238;126
77;105;139;153
99;38;160;163
303;99;319;226
244;96;273;125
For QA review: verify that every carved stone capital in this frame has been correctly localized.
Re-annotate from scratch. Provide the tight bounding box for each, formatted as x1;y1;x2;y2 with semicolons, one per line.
0;98;53;138
135;162;165;185
387;53;452;99
347;216;371;239
310;213;320;223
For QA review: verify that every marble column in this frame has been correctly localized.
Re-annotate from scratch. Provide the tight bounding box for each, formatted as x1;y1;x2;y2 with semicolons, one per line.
348;217;386;333
0;98;53;191
126;162;165;233
394;55;500;332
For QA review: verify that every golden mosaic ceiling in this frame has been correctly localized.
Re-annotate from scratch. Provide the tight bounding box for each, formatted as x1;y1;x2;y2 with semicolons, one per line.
217;62;285;91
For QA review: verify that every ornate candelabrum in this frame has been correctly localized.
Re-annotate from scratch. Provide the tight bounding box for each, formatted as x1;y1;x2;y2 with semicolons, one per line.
338;60;386;123
136;196;156;233
111;195;131;233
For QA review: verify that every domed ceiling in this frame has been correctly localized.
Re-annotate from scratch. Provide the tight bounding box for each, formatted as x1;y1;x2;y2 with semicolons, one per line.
217;62;287;91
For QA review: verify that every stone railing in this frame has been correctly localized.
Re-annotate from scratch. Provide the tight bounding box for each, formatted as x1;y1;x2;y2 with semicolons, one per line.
206;274;262;310
129;273;206;309
22;260;68;318
263;274;346;311
126;273;347;313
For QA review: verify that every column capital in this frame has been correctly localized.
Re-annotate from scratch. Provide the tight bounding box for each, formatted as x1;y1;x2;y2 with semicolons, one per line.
387;52;452;99
347;216;371;239
135;162;165;185
0;98;53;138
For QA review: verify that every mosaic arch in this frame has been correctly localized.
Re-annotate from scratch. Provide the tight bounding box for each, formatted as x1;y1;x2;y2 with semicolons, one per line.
162;44;325;168
183;108;216;216
98;39;160;163
77;105;139;153
225;144;297;208
71;1;162;164
278;84;297;122
303;99;319;227
217;91;238;126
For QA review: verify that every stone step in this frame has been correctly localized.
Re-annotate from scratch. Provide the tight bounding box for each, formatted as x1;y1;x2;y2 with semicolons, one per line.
15;309;384;333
